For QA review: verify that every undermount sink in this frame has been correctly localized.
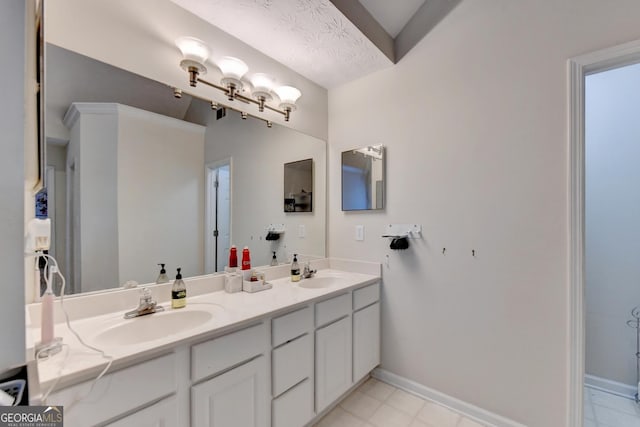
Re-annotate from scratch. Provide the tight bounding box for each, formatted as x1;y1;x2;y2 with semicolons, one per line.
297;276;342;289
93;309;213;347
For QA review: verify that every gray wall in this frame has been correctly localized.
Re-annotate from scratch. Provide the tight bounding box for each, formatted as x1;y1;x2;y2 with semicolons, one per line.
585;62;640;388
0;0;27;372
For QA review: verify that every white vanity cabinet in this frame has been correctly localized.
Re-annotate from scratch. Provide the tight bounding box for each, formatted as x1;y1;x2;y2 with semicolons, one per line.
314;293;353;413
191;356;268;427
353;302;380;381
48;353;177;427
271;306;314;427
190;322;269;427
45;276;382;427
353;283;381;382
106;395;178;427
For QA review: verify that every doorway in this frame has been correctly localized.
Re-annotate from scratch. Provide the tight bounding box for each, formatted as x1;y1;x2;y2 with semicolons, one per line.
569;40;640;427
205;159;231;273
583;62;640;426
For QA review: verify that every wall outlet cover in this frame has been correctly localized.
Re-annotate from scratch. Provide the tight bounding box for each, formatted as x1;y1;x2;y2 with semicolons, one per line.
298;225;306;238
355;225;365;241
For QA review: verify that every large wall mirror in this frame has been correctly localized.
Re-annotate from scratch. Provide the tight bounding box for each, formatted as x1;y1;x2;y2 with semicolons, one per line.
341;145;385;211
43;44;326;296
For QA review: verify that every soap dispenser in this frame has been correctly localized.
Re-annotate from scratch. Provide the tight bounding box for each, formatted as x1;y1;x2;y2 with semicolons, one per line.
270;251;278;266
291;254;301;282
156;263;169;284
171;268;186;309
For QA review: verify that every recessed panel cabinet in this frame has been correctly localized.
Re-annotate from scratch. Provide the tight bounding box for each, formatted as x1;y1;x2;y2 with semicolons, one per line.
315;316;352;413
191;356;268;427
353;302;380;381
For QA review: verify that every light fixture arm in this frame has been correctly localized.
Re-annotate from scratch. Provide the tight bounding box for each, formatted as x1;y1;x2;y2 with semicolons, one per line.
193;75;294;121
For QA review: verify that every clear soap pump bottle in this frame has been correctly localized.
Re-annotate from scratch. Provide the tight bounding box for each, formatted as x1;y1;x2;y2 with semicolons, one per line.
156;263;169;284
291;254;301;282
270;251;278;266
171;268;186;309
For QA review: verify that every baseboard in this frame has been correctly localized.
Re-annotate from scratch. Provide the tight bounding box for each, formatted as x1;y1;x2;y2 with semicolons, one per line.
372;369;527;427
584;374;636;399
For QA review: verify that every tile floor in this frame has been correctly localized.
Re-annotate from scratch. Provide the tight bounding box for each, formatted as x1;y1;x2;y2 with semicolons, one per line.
314;378;486;427
584;386;640;427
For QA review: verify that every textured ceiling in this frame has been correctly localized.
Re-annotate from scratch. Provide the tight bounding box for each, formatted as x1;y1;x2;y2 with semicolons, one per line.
170;0;393;89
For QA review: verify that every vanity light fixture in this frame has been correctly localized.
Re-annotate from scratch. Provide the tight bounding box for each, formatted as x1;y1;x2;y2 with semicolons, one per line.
241;112;248;120
218;56;248;100
274;86;302;122
251;73;274;112
175;36;211;87
175;36;302;122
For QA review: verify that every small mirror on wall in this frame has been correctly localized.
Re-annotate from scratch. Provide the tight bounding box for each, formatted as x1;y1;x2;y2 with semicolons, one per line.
342;144;385;211
284;158;313;212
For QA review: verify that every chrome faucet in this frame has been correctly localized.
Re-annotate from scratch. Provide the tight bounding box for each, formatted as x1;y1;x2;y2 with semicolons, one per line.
302;261;317;279
124;287;164;319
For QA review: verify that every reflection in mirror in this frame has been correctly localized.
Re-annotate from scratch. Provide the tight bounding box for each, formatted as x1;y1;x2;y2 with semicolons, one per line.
341;145;385;211
44;44;326;296
284;159;313;213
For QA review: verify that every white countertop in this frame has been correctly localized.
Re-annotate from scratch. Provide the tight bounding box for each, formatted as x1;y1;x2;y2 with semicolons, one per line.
28;260;380;392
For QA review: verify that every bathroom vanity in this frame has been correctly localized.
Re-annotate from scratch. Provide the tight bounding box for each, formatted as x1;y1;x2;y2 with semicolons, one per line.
26;259;381;427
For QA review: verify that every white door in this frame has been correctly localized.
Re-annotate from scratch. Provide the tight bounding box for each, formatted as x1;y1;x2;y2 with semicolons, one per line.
191;356;268;427
315;316;352;412
205;159;231;273
353;302;380;382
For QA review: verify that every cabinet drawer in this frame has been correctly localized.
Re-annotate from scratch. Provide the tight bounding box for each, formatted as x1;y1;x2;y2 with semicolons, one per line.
49;353;176;427
106;395;178;427
272;306;312;347
353;282;380;311
315;293;351;327
272;333;312;397
272;378;313;427
192;322;267;382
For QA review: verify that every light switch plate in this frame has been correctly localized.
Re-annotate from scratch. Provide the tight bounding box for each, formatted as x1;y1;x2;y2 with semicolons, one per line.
298;225;306;238
355;225;364;241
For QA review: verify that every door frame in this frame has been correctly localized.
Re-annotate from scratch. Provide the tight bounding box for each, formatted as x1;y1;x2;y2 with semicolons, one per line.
205;158;232;274
568;38;640;427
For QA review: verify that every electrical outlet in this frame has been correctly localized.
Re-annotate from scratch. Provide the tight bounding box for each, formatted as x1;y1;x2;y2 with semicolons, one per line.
355;225;364;241
298;225;306;238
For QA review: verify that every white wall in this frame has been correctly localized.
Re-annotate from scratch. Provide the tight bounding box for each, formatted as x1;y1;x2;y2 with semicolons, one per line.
0;0;28;372
64;104;120;293
117;105;205;284
585;63;640;387
328;1;640;426
47;144;68;274
44;0;328;141
205;113;326;267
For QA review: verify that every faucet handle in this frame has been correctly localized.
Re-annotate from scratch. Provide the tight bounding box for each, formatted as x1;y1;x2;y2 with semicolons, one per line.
140;287;153;302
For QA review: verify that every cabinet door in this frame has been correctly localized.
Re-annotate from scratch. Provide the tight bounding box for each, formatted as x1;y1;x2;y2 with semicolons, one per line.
191;356;268;427
315;316;352;412
106;395;178;427
353;302;380;382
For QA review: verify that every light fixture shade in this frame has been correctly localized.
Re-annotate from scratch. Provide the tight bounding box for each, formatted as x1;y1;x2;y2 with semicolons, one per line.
218;56;249;80
175;36;210;65
251;73;274;101
275;85;302;108
251;73;274;94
